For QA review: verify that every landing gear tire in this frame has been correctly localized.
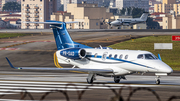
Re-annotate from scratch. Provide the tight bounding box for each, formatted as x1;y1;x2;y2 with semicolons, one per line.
114;76;121;83
87;78;93;84
114;79;120;83
156;79;160;85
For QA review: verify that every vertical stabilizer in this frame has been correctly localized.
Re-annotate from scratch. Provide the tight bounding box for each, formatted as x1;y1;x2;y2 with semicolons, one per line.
140;13;149;21
24;20;91;50
48;21;74;50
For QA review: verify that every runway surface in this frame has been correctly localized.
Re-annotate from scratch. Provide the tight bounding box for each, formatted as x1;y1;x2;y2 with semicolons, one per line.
0;70;180;101
1;31;180;100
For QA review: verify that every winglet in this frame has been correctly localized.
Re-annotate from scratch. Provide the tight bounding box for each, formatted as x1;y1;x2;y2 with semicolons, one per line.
158;54;162;61
6;57;22;69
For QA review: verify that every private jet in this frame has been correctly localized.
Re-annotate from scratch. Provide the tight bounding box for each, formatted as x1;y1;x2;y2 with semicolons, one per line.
6;20;173;84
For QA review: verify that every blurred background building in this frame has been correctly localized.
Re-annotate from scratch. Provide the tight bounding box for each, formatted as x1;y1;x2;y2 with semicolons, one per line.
115;0;149;12
153;0;180;29
21;0;56;29
51;2;114;29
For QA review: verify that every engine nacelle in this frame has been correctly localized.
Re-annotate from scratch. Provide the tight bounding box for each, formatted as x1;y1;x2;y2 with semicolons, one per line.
60;48;86;60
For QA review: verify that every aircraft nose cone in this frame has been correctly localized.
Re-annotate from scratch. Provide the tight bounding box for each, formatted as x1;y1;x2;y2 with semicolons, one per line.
153;61;173;74
110;22;114;25
160;63;173;74
110;21;118;25
165;66;173;73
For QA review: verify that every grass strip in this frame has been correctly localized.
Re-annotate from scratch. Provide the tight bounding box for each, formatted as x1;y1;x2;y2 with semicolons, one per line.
0;33;30;39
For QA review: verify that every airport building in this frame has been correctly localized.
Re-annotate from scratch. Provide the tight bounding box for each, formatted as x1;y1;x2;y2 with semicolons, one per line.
21;0;57;29
51;2;114;29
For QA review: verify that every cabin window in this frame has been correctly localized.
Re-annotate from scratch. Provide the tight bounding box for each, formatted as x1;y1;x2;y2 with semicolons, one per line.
137;54;144;59
94;53;98;58
125;55;128;59
114;54;118;59
119;54;123;59
109;54;112;59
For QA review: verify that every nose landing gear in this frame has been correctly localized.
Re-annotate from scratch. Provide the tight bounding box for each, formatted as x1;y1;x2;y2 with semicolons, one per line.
155;76;160;85
87;73;96;84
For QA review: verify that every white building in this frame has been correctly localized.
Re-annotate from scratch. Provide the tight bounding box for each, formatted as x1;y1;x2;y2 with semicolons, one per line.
115;0;149;12
21;0;57;29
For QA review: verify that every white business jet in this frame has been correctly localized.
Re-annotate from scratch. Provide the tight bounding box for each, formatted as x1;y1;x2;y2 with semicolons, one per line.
109;12;149;27
6;20;172;84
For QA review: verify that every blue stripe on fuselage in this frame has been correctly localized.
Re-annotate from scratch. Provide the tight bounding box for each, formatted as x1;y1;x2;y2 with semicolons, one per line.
86;55;155;69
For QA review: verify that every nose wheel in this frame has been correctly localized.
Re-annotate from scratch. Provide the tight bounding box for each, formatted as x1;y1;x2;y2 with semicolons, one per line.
156;79;160;85
155;76;160;85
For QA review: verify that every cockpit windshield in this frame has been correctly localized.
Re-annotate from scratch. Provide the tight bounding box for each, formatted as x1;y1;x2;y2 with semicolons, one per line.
137;54;158;60
137;54;144;59
145;54;156;59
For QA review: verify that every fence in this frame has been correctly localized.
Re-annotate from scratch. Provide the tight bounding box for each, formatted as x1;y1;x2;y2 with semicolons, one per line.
0;83;180;101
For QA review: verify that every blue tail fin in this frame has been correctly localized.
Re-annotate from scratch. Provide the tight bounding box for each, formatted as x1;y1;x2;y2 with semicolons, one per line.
46;20;91;50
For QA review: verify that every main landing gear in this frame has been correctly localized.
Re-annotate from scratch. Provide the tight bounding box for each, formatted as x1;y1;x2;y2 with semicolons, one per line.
114;76;121;83
114;76;126;83
86;73;96;84
155;76;160;85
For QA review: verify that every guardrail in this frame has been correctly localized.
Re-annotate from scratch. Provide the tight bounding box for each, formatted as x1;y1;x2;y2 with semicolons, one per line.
0;84;180;101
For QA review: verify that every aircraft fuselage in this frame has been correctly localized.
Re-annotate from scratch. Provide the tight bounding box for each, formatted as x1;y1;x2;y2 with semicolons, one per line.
56;48;173;76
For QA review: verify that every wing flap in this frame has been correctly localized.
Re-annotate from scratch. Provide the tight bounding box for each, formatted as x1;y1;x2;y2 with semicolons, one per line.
6;57;113;73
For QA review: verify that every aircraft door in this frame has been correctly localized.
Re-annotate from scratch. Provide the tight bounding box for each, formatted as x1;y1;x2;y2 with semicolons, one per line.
102;52;108;61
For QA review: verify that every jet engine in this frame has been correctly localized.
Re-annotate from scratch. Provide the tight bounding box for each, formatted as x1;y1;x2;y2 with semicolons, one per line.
60;48;86;60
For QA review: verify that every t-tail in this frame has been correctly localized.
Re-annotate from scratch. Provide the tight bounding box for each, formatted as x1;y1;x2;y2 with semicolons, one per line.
25;20;91;50
49;20;75;50
140;12;149;21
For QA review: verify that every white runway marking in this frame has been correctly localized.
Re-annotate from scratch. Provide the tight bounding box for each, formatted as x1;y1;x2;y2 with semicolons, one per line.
0;71;179;97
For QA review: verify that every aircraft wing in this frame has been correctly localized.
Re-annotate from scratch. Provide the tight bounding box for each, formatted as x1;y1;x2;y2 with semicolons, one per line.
6;58;113;73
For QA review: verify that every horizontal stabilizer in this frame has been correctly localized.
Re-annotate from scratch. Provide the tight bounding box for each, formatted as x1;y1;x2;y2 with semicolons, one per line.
6;57;113;73
65;21;79;24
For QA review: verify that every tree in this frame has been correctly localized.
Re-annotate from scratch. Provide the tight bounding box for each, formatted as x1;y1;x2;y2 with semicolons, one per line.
120;7;145;17
2;2;21;12
146;17;161;29
120;8;126;15
131;8;145;18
